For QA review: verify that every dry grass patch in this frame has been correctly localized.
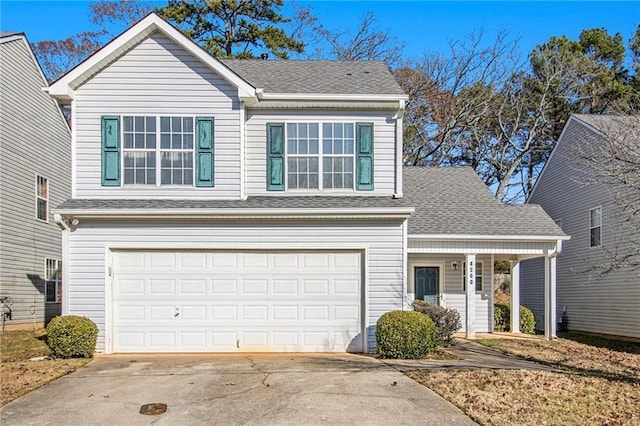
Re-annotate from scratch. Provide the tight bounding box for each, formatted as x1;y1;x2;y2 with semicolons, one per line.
479;336;640;380
406;336;640;425
1;330;90;406
407;369;640;425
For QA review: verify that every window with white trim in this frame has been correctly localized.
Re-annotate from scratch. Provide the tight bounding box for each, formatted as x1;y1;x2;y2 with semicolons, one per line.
590;207;602;247
285;122;355;190
45;258;62;303
123;116;194;186
463;261;483;292
36;175;48;221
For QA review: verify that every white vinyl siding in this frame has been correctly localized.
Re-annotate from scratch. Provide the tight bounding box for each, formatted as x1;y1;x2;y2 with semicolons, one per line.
0;36;70;326
66;220;405;352
522;117;640;338
408;254;493;333
246;109;397;196
74;32;241;199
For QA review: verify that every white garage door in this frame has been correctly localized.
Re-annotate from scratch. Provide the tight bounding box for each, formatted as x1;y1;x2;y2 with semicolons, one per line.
112;250;362;353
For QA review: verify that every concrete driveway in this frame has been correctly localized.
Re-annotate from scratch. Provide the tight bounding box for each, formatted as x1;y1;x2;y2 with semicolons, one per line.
1;353;475;425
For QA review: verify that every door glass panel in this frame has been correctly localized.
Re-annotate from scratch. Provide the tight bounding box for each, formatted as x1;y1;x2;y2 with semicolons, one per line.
415;267;439;305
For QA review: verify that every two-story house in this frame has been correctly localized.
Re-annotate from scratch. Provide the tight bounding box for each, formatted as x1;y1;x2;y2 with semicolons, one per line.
521;115;639;339
0;32;71;329
47;14;566;353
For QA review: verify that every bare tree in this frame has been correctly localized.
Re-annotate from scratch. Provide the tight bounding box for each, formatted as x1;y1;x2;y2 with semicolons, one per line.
572;115;640;274
304;11;404;67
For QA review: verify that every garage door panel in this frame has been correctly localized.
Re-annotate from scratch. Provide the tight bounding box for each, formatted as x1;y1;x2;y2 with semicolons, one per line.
113;251;362;352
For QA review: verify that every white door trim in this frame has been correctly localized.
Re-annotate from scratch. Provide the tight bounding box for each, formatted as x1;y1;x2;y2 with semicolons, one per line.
408;261;445;306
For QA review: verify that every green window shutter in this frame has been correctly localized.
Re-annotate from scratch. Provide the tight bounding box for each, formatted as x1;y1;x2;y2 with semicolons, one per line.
196;117;215;187
101;116;121;186
356;122;374;190
266;123;284;191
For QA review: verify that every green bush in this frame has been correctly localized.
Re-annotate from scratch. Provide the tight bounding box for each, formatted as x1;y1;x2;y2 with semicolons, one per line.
519;305;536;334
494;303;510;332
412;300;461;346
493;303;536;334
46;315;98;358
375;310;437;359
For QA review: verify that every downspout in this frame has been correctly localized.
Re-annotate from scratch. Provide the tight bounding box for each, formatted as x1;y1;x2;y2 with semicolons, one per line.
54;214;70;316
393;100;405;199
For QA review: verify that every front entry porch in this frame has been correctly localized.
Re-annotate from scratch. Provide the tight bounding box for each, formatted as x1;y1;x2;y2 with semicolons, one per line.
407;236;567;340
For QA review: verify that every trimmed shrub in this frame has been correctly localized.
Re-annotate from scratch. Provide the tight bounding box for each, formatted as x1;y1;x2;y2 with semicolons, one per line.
494;303;510;332
47;315;98;358
412;300;461;346
376;310;437;359
519;305;536;334
493;304;536;334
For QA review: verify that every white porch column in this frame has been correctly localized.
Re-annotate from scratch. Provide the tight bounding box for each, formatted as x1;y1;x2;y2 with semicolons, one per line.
510;260;521;333
465;254;476;339
544;253;558;340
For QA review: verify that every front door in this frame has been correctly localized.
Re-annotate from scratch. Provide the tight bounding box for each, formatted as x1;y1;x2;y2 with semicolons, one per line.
415;267;439;304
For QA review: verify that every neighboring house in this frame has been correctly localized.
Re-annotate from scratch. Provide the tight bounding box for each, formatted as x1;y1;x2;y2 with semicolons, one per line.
521;115;640;339
47;14;566;353
0;32;71;329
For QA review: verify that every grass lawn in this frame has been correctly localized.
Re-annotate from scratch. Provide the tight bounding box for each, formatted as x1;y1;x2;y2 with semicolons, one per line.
406;334;640;425
0;330;91;406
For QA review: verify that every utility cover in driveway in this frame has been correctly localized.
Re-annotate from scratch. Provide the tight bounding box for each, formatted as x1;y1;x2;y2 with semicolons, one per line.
112;250;362;352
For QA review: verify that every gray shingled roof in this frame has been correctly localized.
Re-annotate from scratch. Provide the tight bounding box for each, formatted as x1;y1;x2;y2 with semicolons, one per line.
56;167;565;238
402;167;564;236
221;60;405;96
573;114;640;146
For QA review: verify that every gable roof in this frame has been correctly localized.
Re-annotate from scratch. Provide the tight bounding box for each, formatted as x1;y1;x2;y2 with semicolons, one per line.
222;60;405;96
47;13;406;104
48;13;255;101
0;31;23;38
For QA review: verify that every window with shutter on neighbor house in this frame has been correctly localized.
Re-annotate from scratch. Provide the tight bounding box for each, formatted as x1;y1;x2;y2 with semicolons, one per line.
101;115;214;188
267;122;373;191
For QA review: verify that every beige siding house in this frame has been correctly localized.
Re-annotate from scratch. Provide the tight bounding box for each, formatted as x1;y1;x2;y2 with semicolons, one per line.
0;32;71;329
47;14;566;354
521;115;640;339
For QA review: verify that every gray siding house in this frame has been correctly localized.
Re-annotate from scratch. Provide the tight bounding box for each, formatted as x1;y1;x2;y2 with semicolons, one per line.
47;14;566;353
0;32;71;329
521;115;640;339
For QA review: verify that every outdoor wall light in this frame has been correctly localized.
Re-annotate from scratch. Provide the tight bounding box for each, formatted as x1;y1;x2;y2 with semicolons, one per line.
451;261;459;270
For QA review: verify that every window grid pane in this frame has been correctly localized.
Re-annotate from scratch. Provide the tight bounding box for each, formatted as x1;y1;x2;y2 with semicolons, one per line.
160;116;194;185
36;176;48;221
45;259;61;303
321;123;355;189
287;123;319;189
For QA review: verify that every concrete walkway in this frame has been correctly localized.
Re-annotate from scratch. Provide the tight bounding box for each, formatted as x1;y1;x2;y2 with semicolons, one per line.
382;338;559;372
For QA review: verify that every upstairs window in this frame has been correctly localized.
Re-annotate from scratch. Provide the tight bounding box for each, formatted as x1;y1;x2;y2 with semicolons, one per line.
122;116;194;186
36;175;48;222
101;115;213;188
590;207;602;247
45;258;62;303
285;122;355;190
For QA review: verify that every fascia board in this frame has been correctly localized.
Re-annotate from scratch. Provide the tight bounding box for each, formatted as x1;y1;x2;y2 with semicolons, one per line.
409;234;571;242
54;207;415;219
48;14;256;101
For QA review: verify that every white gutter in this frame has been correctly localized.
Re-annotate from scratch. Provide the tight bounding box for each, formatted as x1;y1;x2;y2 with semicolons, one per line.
409;234;570;241
54;207;415;220
257;93;409;102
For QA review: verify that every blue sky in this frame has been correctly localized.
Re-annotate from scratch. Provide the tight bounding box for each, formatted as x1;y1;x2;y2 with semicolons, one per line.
1;1;639;65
